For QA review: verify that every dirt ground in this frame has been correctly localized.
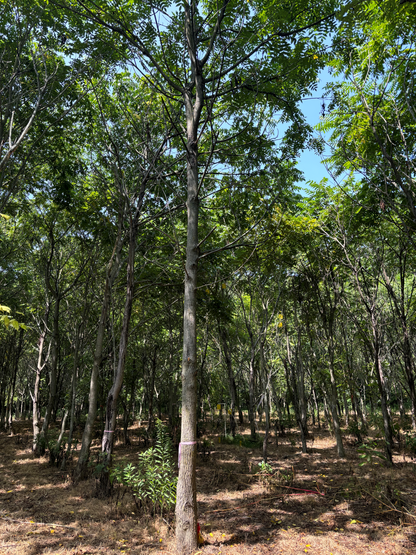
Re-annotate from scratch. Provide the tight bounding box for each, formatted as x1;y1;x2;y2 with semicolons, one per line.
1;420;416;555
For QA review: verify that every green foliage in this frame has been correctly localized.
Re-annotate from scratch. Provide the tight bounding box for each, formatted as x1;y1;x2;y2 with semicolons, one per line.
404;432;416;457
34;432;47;456
255;460;274;486
366;413;385;439
346;420;366;441
110;420;177;515
0;305;27;331
257;460;273;474
357;441;387;466
47;436;78;467
221;433;263;449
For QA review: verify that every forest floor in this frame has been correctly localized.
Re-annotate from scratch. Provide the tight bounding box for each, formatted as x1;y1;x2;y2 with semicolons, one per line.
1;419;416;555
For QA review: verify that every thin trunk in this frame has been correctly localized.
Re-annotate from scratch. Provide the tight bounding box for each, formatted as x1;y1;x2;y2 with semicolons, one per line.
41;296;60;439
220;328;237;438
32;308;50;455
323;395;333;435
62;333;80;470
343;392;349;428
147;347;157;436
73;234;123;482
373;331;393;465
263;389;270;463
312;385;320;430
99;215;138;496
328;341;345;457
6;329;23;431
56;409;69;450
248;356;257;439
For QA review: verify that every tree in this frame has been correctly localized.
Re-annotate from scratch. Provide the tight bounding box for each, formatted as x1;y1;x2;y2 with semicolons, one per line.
37;0;341;550
321;0;416;238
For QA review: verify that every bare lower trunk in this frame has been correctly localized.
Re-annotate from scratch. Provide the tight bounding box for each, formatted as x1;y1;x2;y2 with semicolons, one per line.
41;297;60;440
32;369;42;452
323;395;333;435
146;347;157;436
175;79;201;553
73;236;122;483
328;359;345;457
6;330;22;432
248;357;257;440
328;380;345;457
62;339;79;470
262;390;270;463
98;216;138;496
32;313;50;455
373;341;393;465
220;327;237;437
57;409;68;448
343;392;349;427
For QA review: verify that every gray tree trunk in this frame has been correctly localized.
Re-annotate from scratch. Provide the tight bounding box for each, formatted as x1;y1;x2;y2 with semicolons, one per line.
73;234;123;482
98;212;139;495
175;74;202;552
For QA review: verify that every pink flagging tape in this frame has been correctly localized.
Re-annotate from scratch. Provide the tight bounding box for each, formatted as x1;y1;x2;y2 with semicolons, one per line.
178;441;197;469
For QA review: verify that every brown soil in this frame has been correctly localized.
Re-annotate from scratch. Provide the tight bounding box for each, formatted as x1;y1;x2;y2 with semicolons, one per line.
1;420;416;555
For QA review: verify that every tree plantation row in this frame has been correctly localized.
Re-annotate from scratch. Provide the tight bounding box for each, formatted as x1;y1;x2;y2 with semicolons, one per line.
1;0;416;553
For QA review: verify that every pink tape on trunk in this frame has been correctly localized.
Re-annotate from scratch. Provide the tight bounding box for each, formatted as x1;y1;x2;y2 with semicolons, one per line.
178;441;197;468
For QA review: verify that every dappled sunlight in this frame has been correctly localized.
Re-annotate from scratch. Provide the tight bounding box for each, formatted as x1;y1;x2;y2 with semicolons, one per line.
0;419;415;554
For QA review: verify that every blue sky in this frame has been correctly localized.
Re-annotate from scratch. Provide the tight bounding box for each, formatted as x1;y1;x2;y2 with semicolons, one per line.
297;67;334;189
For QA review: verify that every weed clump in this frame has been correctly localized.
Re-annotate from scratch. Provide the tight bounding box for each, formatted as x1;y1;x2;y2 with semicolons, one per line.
110;420;177;516
220;433;263;448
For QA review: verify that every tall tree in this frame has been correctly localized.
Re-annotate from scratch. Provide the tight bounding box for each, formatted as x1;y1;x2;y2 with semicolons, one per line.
32;0;340;550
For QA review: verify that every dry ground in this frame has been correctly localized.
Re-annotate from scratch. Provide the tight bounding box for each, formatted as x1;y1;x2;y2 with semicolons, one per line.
1;420;416;555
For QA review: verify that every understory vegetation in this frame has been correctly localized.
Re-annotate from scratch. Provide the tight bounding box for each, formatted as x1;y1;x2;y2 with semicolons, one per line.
1;0;416;553
1;414;416;554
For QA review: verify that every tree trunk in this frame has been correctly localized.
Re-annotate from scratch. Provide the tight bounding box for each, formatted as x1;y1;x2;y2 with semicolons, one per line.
220;327;238;438
373;331;393;465
327;367;345;457
98;213;138;496
343;392;349;428
40;296;60;441
146;347;157;436
263;389;270;463
32;308;50;455
73;233;123;482
175;36;203;546
248;356;257;440
62;330;80;470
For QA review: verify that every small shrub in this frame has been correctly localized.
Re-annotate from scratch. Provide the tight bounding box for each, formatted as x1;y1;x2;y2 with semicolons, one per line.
404;431;416;457
367;413;384;438
357;441;387;466
255;460;273;485
34;433;47;456
221;433;263;448
257;460;272;472
48;436;78;467
110;420;177;515
347;420;365;442
258;466;294;490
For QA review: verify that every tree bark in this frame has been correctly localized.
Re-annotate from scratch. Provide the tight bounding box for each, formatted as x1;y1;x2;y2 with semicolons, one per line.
32;305;50;455
73;234;123;482
98;210;139;495
175;79;201;553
